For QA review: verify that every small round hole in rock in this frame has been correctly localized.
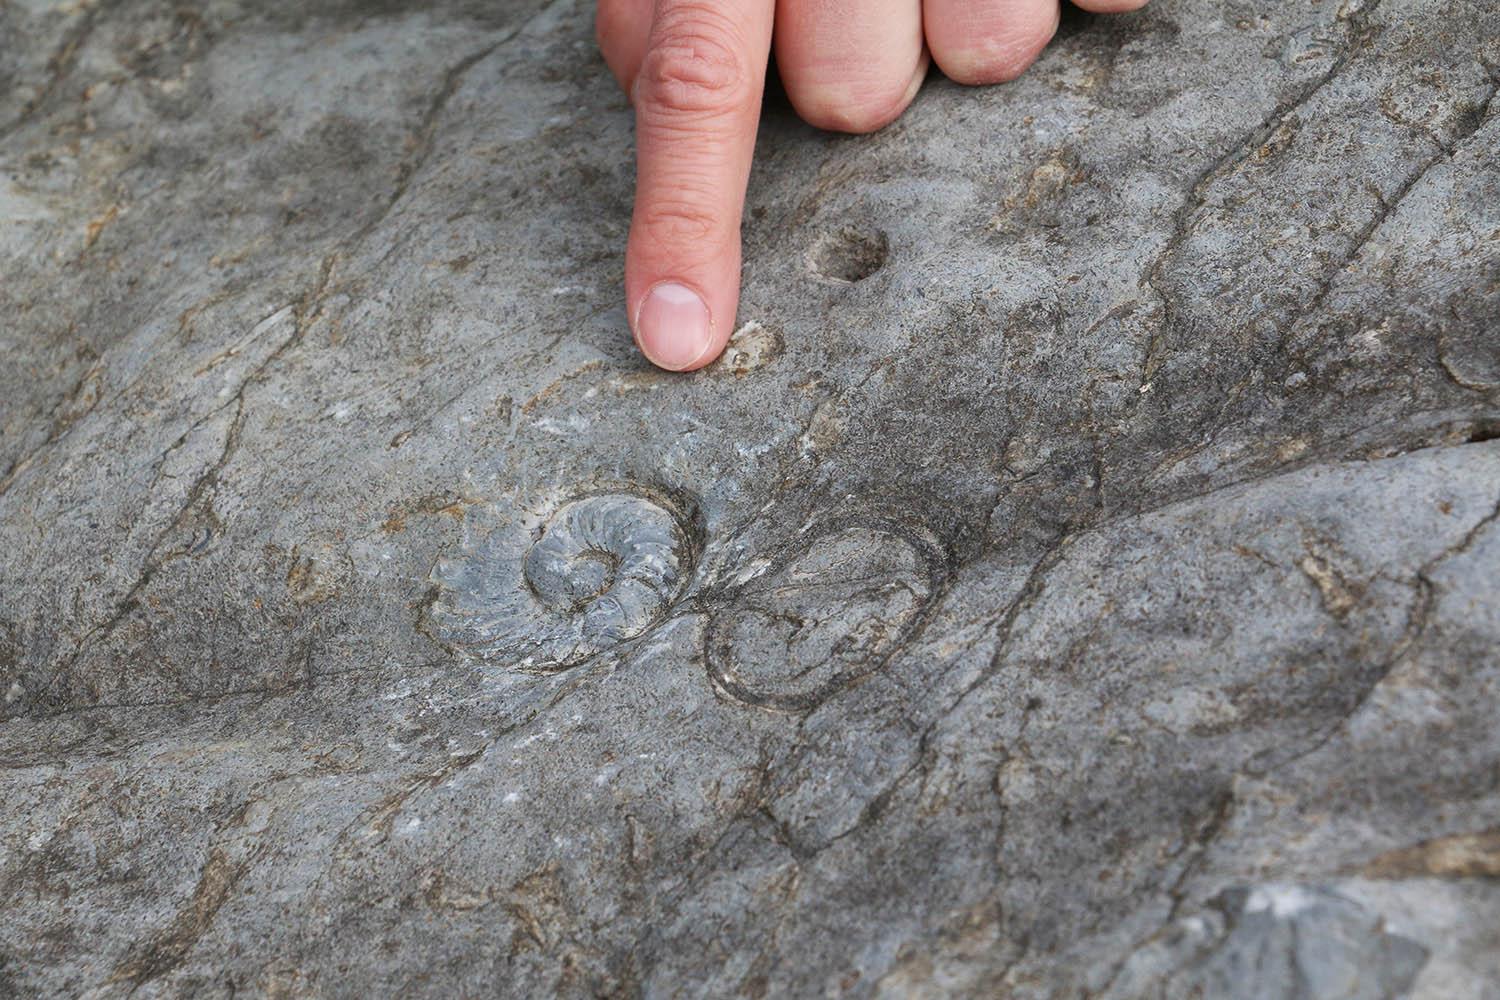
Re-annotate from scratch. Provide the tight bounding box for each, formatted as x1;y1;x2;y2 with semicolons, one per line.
809;227;889;284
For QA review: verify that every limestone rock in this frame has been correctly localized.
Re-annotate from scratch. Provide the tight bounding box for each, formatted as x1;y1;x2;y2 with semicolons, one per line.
2;0;1498;996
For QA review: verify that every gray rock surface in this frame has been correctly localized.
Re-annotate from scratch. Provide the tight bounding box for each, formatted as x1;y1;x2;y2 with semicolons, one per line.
1101;886;1430;1000
2;0;1498;995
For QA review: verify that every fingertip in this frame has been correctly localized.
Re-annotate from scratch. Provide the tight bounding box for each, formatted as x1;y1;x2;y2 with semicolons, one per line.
927;0;1060;86
633;281;725;371
788;51;929;134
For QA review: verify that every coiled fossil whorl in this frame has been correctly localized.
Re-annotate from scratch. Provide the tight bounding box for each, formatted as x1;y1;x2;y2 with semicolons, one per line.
429;491;692;672
705;520;945;713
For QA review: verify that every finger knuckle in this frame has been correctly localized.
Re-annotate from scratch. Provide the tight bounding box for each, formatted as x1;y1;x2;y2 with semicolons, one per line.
637;12;755;116
636;193;727;247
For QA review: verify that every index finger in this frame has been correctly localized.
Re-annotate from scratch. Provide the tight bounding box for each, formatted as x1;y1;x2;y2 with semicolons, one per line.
626;0;774;371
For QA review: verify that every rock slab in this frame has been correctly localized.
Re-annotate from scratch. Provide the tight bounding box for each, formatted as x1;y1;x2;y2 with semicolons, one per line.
1;0;1498;996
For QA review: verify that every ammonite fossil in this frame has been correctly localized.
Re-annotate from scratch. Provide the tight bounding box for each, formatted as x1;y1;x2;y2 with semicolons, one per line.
428;490;693;672
705;520;946;713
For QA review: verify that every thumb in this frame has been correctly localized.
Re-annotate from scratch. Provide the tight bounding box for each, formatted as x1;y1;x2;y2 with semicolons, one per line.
626;0;774;371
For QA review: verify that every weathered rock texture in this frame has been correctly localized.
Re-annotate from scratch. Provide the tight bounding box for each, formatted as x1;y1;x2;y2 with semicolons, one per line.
2;0;1498;996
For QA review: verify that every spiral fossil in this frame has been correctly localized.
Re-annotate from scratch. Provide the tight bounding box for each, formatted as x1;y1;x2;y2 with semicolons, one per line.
705;520;946;713
428;491;693;672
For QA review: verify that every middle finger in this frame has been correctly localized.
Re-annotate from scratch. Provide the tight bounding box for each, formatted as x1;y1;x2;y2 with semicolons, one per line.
775;0;928;133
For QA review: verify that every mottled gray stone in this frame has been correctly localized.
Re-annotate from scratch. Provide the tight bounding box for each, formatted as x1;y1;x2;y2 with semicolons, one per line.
1101;886;1429;1000
1;0;1498;996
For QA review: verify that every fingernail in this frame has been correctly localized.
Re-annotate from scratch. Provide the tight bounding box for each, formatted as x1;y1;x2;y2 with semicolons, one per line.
635;282;714;371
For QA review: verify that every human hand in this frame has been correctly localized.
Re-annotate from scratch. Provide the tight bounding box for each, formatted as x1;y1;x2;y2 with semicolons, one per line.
596;0;1148;370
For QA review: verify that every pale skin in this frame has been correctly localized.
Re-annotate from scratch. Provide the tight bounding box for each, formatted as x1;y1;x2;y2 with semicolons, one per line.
596;0;1150;370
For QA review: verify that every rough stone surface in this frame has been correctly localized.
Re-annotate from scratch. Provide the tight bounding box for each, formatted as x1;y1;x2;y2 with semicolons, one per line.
2;0;1498;996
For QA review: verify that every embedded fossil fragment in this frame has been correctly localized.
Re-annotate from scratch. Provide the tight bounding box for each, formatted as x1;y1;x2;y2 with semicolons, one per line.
428;491;692;672
705;521;946;713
